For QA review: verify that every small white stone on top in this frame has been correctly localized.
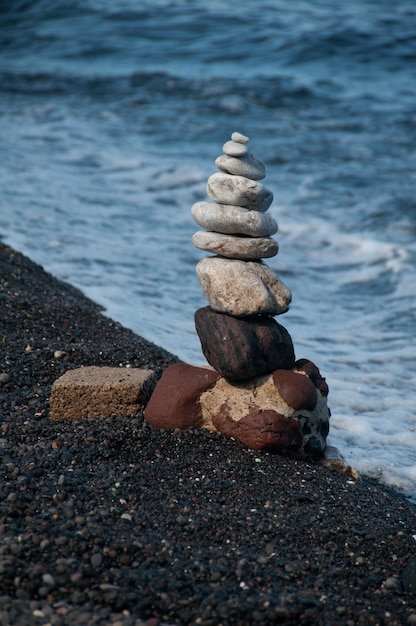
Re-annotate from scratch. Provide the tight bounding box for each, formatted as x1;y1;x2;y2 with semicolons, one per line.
231;131;249;144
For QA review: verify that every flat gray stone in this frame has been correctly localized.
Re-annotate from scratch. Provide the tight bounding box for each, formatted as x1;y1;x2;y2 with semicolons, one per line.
215;153;266;180
196;257;292;316
207;173;273;212
191;202;278;237
222;140;248;157
192;231;278;260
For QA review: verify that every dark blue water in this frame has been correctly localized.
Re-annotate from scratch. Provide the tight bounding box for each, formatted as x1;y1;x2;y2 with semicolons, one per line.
1;0;416;498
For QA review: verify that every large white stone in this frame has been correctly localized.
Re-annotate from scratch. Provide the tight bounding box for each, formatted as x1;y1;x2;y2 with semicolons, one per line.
215;153;266;180
207;173;273;212
192;231;278;260
196;257;291;316
191;201;278;237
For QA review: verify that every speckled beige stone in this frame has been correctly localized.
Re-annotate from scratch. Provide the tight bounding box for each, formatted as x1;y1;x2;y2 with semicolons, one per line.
199;368;330;454
50;366;156;420
200;374;291;426
196;257;291;316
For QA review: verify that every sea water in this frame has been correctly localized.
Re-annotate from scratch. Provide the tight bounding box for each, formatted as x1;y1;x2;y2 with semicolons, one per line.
1;0;415;501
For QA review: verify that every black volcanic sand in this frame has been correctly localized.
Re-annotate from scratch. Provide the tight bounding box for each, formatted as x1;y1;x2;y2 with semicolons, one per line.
1;241;415;626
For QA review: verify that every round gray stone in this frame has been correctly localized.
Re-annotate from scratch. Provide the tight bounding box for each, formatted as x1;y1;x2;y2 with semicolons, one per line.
191;202;278;237
207;173;273;212
222;140;249;157
196;257;292;316
192;231;278;260
215;153;266;180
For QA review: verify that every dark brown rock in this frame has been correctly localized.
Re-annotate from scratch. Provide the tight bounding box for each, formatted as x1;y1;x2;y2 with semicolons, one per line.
272;369;317;411
194;306;295;380
295;359;329;396
212;403;303;451
144;363;220;430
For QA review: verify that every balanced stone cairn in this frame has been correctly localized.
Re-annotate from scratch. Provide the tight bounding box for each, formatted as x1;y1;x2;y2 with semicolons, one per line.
145;132;331;456
192;131;292;381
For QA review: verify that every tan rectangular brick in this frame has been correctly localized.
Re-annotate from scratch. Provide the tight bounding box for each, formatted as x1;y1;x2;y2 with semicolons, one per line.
50;366;156;420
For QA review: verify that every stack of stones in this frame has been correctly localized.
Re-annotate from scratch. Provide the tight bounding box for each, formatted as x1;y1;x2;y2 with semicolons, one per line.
145;132;331;456
192;131;293;381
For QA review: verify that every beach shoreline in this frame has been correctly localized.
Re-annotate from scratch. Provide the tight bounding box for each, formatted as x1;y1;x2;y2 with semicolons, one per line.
1;240;415;625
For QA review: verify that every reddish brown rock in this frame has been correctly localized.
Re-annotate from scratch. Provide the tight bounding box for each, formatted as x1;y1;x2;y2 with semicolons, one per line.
272;369;317;411
212;404;303;451
144;363;220;430
145;361;330;456
195;306;295;380
294;358;329;396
